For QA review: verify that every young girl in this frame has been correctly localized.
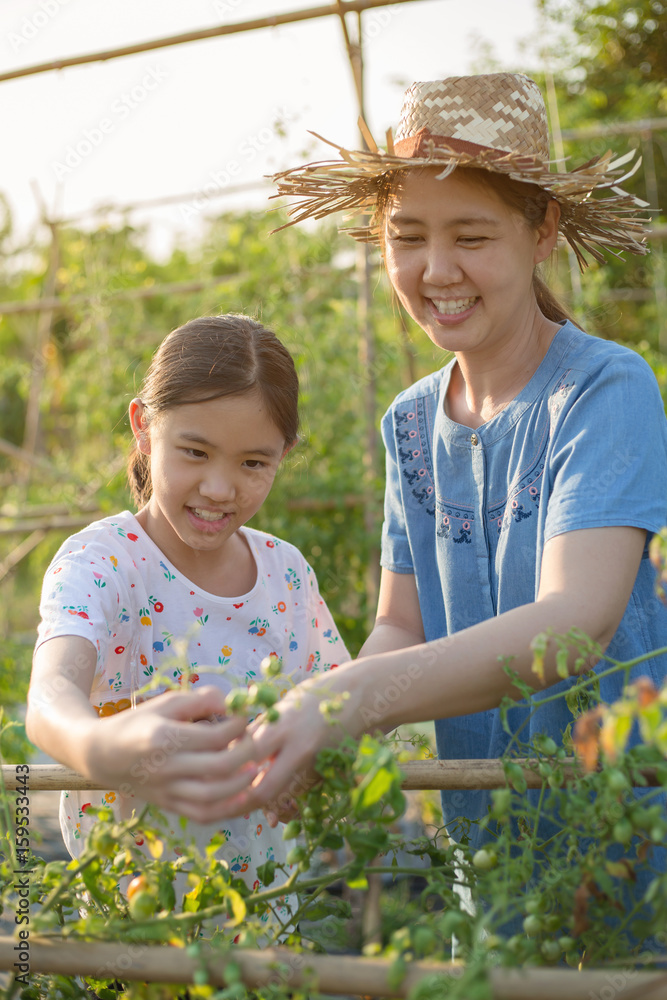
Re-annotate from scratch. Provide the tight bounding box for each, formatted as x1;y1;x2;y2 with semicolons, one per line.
26;314;348;905
232;74;667;868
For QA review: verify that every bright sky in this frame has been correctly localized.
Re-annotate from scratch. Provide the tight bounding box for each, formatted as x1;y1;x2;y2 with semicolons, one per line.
1;0;544;256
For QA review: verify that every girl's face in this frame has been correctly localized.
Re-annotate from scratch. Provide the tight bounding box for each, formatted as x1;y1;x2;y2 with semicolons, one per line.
130;391;287;571
383;168;559;359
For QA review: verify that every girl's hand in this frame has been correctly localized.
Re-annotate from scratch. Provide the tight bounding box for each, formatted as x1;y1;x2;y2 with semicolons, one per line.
27;637;260;824
82;685;259;823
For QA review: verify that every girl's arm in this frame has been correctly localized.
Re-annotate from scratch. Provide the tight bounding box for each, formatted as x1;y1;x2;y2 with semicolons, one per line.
245;524;645;813
27;635;259;823
357;570;425;658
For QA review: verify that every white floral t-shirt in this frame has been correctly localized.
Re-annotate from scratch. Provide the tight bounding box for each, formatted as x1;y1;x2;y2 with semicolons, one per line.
35;511;349;923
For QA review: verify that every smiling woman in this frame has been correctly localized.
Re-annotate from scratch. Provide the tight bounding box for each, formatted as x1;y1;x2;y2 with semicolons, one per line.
217;74;667;938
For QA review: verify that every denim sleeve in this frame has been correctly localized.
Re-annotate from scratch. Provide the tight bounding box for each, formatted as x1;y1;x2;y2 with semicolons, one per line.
544;355;667;541
380;405;415;574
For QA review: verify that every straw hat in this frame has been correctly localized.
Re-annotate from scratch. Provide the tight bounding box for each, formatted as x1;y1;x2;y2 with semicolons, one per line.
271;73;650;269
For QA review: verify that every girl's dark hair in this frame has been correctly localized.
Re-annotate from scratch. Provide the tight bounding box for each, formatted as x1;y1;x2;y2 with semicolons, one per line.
128;315;299;508
376;166;577;326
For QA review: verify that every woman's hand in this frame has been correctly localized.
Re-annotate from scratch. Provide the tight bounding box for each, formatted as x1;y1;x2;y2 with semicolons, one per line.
244;664;365;818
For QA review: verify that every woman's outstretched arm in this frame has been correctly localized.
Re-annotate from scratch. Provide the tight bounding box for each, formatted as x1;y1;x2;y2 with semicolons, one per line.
244;524;646;816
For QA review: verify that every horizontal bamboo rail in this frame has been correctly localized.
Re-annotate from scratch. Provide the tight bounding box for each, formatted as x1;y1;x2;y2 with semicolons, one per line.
2;758;662;792
1;938;666;998
0;0;428;85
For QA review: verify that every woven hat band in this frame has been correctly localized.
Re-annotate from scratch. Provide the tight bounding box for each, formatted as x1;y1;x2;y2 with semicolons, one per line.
393;130;515;161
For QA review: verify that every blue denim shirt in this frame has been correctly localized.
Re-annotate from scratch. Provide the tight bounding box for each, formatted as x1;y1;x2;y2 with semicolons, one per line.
381;321;667;848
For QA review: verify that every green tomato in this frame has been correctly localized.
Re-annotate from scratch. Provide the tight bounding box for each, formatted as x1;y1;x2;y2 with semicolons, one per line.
613;818;634;844
286;846;307;866
282;820;302;840
490;788;511;818
261;655;283;677
128;890;156;921
90;829;116;859
541;940;562;962
523;914;542;936
412;926;436;956
540;737;558;756
225;690;249;714
248;683;278;708
607;769;629;793
558;936;575;951
472;849;497;870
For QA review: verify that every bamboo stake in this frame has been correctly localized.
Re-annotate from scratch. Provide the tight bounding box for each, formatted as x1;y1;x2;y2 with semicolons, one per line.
0;0;430;85
18;218;60;488
1;938;667;998
0;529;47;584
3;758;662;792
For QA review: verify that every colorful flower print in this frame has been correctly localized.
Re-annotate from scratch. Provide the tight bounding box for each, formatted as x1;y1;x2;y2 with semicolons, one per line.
93;572;106;589
152;632;172;654
248;617;269;636
149;595;164;613
64;605;90;619
109;556;118;570
96;698;131;716
159;560;175;582
272;601;287;614
104;792;116;803
193;607;208;626
244;669;256;684
108;671;123;692
138;607;152;626
284;568;301;591
118;608;130;623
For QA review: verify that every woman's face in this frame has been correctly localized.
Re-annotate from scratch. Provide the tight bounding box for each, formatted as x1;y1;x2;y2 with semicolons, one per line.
383;168;558;359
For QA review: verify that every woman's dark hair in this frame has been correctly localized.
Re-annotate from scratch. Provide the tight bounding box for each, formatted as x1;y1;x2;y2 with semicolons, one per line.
376;166;577;326
128;315;299;508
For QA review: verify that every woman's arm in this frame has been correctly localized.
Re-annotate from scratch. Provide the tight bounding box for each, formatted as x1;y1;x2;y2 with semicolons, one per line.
357;569;425;658
27;635;259;823
245;525;646;813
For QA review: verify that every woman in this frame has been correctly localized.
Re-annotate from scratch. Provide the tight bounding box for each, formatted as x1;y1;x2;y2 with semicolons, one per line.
245;74;667;846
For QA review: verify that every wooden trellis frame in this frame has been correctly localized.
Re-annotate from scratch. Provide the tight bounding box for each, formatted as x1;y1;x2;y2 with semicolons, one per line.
1;757;665;791
2;936;667;997
1;758;666;996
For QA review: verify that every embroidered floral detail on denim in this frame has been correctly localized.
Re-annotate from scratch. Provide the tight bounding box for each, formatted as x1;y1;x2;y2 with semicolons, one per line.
490;467;544;534
436;507;474;543
548;377;575;425
396;405;436;516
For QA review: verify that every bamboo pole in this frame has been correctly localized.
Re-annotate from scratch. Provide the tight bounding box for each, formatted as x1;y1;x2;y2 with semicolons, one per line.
0;495;368;535
3;758;662;792
0;274;242;316
1;938;667;998
0;0;431;85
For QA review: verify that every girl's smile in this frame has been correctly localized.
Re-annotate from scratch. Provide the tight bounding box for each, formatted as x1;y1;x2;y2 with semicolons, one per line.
130;391;287;590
